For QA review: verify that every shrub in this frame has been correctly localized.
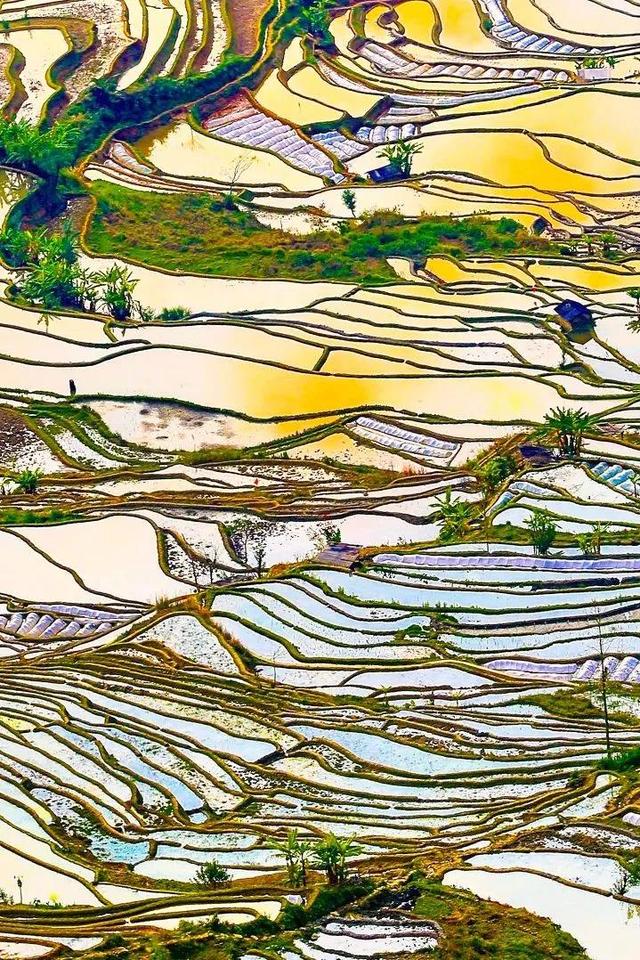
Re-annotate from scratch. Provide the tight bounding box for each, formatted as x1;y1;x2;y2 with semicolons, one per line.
194;860;230;886
15;469;42;494
158;306;191;322
525;508;557;556
597;746;640;773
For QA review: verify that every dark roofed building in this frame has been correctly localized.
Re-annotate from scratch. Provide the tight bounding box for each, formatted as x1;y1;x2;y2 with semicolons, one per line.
519;444;555;465
532;216;551;236
369;164;403;184
314;543;361;570
554;299;594;332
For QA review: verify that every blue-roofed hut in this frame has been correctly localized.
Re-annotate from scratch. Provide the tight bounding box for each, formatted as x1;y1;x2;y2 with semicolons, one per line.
554;299;594;332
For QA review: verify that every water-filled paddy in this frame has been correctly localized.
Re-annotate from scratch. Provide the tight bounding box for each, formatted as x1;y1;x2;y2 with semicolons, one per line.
445;868;640;960
1;0;640;952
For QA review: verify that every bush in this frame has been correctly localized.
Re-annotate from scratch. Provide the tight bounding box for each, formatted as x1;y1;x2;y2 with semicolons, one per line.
597;747;640;773
239;916;281;936
279;902;307;930
194;860;229;886
525;508;557;556
100;934;126;949
158;306;191;321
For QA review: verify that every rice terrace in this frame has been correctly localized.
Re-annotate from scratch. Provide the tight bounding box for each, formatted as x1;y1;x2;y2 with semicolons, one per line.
1;0;640;958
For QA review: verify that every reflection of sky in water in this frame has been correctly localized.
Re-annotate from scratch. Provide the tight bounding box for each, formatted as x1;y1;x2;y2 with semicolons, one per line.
446;869;640;960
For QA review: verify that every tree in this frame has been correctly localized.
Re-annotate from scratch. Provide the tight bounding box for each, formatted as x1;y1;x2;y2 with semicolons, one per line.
224;156;255;208
381;141;423;177
322;524;341;546
194;861;229;887
577;521;610;557
15;469;41;494
534;407;599;459
267;828;313;887
0;118;82;211
525;508;557;556
226;518;281;572
595;612;612;763
301;0;334;40
627;287;640;321
341;189;357;218
5;224;90;311
478;455;516;498
18;256;87;311
435;488;474;542
312;834;362;885
601;231;617;258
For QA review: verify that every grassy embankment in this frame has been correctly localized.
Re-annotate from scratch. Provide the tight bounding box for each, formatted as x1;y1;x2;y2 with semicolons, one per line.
85;182;555;284
416;879;586;960
78;878;587;960
525;686;640;726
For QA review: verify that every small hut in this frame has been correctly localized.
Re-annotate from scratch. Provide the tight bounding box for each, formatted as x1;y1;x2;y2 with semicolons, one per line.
554;299;594;333
369;164;403;184
314;543;361;570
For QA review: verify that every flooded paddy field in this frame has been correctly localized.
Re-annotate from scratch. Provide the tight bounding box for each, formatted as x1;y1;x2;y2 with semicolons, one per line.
0;0;639;957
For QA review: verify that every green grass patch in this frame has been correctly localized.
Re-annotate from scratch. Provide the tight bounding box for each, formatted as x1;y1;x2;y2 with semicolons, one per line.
524;689;602;721
81;876;587;959
85;182;556;284
0;507;82;525
525;687;640;727
417;879;586;960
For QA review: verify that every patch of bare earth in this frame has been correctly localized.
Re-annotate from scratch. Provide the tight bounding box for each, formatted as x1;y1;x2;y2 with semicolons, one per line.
225;0;272;55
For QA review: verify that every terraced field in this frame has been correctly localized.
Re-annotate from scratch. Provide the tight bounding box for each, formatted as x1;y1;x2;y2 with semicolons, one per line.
0;0;640;958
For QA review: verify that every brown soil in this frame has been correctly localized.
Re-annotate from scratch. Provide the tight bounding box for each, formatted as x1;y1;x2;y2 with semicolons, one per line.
225;0;273;55
0;407;42;464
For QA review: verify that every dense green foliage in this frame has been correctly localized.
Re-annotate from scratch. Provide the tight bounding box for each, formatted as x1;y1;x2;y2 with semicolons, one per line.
0;118;81;211
478;454;517;495
194;862;230;887
535;407;600;459
526;508;558;556
0;223;147;317
597;746;640;772
436;488;475;542
86;183;554;283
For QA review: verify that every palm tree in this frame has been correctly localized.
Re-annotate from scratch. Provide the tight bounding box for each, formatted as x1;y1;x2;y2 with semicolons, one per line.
627;288;640;328
381;141;423;177
435;488;474;541
312;834;362;886
18;257;85;311
525;508;557;556
534;407;599;459
577;521;610;557
267;828;312;886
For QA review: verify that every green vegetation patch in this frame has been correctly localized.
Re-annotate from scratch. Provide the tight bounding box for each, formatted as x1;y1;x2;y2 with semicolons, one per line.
597;745;640;773
525;687;640;726
85;182;555;284
416;879;587;960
